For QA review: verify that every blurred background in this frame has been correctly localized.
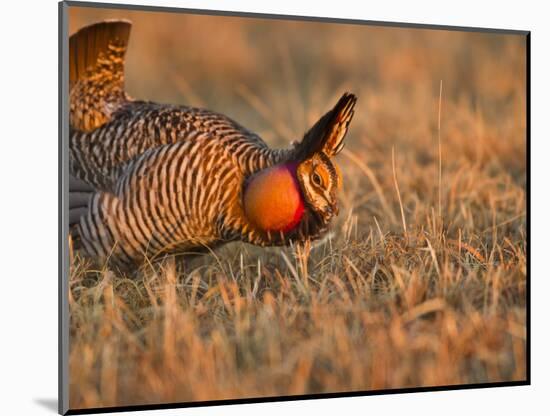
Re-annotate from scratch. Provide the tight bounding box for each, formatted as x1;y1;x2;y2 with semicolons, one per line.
70;7;526;232
69;9;525;162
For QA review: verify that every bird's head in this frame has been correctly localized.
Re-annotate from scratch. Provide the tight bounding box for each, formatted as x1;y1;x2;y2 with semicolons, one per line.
243;93;357;240
295;151;342;224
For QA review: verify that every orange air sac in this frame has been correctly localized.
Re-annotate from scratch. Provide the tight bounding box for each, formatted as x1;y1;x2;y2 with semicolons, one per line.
243;164;305;232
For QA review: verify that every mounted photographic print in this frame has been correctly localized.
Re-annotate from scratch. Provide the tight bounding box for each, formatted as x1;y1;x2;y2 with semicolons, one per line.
59;1;529;414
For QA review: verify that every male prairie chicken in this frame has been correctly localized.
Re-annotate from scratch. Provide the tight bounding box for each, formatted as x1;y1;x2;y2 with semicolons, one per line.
68;20;357;268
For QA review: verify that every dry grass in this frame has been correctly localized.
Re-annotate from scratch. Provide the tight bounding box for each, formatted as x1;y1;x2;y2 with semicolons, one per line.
68;7;527;410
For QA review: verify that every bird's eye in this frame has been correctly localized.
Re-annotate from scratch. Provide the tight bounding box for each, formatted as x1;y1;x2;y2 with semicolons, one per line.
311;172;323;187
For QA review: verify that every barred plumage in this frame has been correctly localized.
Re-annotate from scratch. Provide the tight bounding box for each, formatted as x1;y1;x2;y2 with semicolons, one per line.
70;102;287;191
69;20;357;269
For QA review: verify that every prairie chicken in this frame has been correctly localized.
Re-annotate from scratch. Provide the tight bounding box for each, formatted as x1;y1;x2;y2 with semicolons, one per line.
68;20;357;268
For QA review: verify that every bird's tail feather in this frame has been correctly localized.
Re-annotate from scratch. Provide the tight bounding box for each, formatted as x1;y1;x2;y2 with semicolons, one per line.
69;20;132;131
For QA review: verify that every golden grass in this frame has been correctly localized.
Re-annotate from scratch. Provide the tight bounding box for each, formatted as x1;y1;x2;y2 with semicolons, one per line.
68;7;527;409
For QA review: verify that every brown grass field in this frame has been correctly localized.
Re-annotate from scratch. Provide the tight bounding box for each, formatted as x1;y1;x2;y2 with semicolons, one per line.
68;7;527;409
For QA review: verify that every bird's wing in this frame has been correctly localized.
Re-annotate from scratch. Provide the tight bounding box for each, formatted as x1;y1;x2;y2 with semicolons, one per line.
69;174;95;227
69;20;132;132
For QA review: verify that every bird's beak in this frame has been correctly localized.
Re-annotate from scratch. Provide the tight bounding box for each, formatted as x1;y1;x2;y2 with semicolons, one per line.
331;200;339;216
325;200;338;218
